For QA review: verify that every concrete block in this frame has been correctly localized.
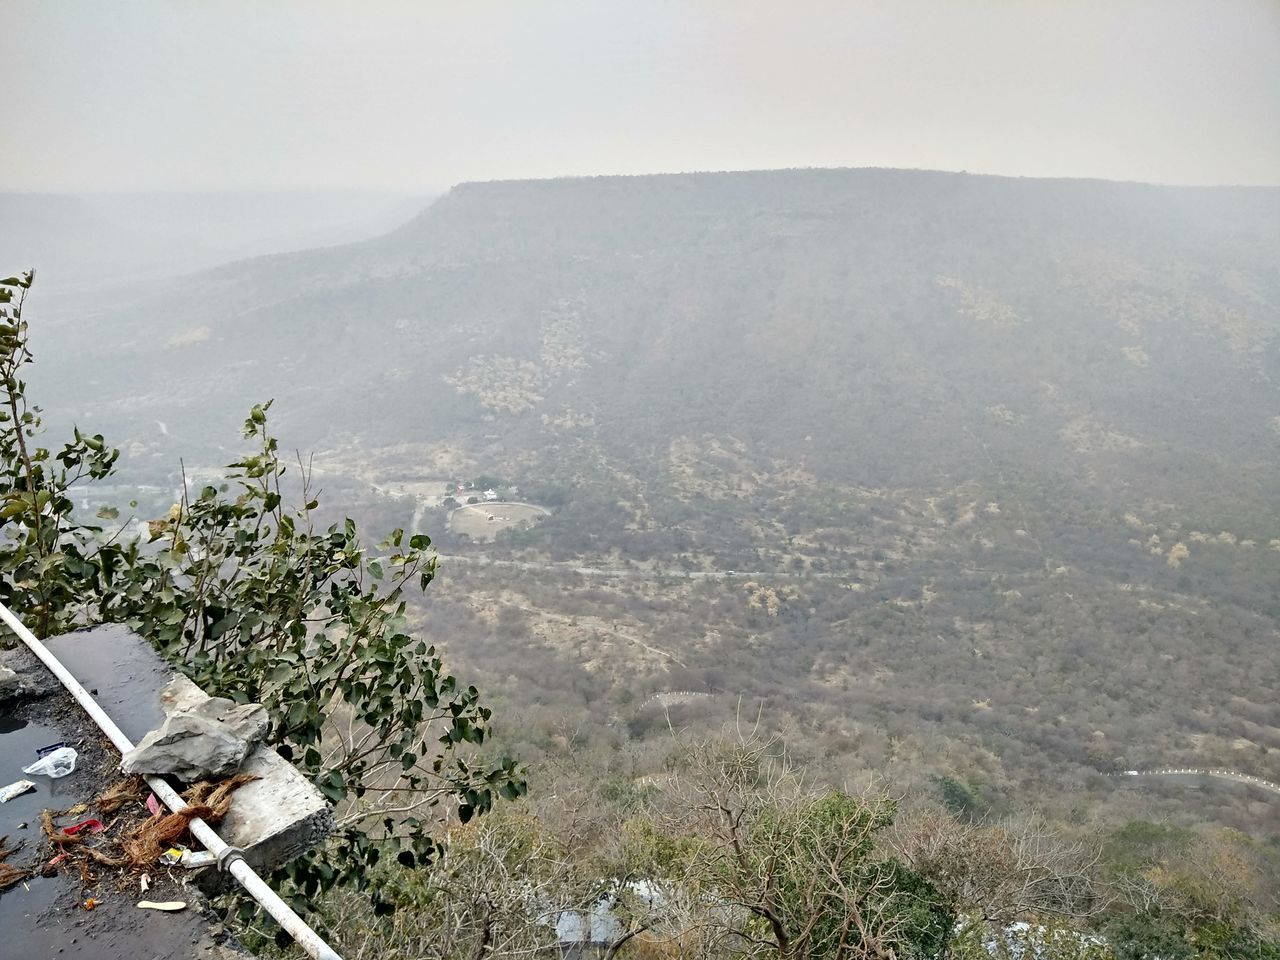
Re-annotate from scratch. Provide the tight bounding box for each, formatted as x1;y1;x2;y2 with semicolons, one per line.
158;675;336;872
220;739;338;871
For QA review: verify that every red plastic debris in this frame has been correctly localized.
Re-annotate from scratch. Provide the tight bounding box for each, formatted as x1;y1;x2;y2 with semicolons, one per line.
61;818;105;836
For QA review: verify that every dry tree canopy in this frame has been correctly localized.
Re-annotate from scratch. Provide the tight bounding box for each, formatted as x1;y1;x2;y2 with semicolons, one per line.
890;809;1103;924
654;731;954;960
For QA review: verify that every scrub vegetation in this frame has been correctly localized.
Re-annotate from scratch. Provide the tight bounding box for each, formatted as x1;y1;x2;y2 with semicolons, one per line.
6;168;1280;955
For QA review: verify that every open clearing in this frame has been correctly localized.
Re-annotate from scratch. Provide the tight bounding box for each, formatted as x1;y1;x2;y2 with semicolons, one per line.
449;501;549;542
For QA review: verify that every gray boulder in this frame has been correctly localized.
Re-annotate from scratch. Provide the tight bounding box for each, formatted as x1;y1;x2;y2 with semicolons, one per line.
186;696;270;746
122;678;270;781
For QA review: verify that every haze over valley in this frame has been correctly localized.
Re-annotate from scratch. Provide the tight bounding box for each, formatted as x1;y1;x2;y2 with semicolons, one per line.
14;167;1280;841
6;3;1280;955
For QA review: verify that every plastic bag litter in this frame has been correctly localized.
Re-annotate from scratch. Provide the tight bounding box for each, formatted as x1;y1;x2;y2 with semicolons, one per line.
0;779;36;802
22;746;77;778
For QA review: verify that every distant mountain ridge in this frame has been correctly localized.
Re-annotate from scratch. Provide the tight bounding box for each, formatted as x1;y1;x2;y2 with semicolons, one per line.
20;169;1280;816
3;189;428;294
26;167;1280;516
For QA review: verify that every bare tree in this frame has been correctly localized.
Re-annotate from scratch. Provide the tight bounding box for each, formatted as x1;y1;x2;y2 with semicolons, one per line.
890;809;1103;925
661;730;948;960
317;812;574;960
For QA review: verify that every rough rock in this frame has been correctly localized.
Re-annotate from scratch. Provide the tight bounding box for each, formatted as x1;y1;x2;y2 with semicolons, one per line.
0;664;20;701
186;697;270;746
0;646;61;699
122;712;253;780
121;678;269;781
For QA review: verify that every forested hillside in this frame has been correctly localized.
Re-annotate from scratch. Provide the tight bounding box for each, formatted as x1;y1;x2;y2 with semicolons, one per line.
38;170;1280;499
27;168;1280;846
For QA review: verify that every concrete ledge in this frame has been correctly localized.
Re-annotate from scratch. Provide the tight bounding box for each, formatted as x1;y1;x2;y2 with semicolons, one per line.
38;625;334;872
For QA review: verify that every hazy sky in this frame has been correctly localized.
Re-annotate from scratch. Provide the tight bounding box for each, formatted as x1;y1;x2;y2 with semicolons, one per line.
5;0;1279;191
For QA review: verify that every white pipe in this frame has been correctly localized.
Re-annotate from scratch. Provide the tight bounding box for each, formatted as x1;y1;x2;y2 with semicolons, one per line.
0;603;342;960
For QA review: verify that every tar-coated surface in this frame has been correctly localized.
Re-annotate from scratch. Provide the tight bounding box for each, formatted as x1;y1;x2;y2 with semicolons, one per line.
0;638;246;959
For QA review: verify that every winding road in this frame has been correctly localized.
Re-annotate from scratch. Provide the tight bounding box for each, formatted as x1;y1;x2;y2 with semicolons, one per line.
434;554;826;581
437;555;1280;803
1119;768;1280;796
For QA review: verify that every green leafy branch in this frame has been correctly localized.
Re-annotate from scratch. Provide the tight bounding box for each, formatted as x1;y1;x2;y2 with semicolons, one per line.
0;271;526;920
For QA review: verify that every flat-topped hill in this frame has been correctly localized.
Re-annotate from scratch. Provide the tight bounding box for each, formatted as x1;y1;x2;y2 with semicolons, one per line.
36;168;1279;514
